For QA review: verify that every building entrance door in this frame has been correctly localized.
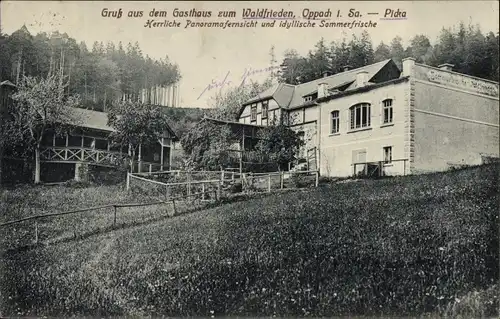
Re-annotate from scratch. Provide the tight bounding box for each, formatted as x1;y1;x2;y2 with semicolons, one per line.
353;149;367;175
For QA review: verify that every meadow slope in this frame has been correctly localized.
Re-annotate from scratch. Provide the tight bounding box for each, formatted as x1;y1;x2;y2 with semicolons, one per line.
0;164;498;317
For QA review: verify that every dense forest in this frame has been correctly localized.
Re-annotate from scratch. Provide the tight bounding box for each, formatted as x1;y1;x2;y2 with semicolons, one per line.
278;23;499;84
0;22;497;116
0;25;181;111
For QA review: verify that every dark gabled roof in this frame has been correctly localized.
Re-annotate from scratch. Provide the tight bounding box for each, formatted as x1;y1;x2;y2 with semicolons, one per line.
67;107;178;140
302;80;355;97
68;107;114;132
244;83;295;107
239;59;400;115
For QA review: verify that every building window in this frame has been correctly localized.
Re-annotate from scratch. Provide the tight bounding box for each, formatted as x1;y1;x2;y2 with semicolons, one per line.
250;104;257;122
304;95;313;102
383;99;393;124
383;146;392;163
262;100;269;119
331;110;340;134
350;103;371;130
297;131;306;158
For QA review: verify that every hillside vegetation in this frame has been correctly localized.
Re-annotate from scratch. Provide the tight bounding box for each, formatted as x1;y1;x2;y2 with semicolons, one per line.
0;164;498;317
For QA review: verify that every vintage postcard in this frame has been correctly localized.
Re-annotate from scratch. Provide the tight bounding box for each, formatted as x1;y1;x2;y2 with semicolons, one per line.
0;0;499;317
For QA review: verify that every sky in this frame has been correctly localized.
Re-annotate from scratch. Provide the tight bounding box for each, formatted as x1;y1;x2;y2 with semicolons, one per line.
1;1;499;109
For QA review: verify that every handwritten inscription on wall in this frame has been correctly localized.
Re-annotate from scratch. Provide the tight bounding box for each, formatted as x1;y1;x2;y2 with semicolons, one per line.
426;69;499;97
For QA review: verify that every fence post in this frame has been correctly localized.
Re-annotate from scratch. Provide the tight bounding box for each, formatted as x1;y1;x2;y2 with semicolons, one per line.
280;171;284;189
221;169;224;186
242;173;246;192
403;160;407;176
187;172;191;196
217;182;221;201
315;170;319;187
202;183;205;201
232;171;235;181
34;220;38;244
126;173;130;191
113;205;117;227
268;174;271;192
172;199;177;215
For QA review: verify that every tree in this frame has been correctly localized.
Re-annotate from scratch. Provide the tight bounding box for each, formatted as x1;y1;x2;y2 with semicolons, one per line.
279;49;308;84
408;35;433;63
346;31;374;70
303;38;331;82
462;25;488;78
255;119;304;170
0;81;19;185
107;101;170;173
10;74;81;183
374;41;391;62
484;32;499;81
180;120;235;170
209;78;273;121
330;38;351;73
269;45;278;84
390;36;406;69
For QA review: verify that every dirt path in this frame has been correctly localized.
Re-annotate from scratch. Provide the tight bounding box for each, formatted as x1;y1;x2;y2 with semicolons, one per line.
81;233;131;313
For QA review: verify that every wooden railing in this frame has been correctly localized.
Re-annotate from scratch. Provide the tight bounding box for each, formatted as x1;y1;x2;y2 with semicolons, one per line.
128;169;320;197
39;146;166;172
40;147;128;167
352;159;409;178
0;188;219;247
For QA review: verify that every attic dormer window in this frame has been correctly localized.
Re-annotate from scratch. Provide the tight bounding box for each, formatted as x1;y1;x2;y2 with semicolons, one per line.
303;93;317;103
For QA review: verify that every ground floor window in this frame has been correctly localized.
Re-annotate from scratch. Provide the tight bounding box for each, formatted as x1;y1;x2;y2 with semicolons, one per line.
383;146;392;163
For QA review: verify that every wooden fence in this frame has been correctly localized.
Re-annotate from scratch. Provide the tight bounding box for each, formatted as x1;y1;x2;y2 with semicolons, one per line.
0;188;218;246
0;169;320;247
128;169;320;196
352;159;409;178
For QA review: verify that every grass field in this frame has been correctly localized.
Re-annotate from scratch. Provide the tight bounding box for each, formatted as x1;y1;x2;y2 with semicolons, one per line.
0;164;498;317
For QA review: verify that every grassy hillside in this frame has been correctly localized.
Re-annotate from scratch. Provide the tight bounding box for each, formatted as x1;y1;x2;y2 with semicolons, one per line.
0;164;498;317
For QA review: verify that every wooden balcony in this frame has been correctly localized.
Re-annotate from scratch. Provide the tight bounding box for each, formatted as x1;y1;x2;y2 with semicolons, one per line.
40;147;128;167
39;146;168;173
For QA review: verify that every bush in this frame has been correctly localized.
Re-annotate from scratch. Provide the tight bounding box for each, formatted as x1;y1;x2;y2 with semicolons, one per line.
289;173;310;188
89;165;127;185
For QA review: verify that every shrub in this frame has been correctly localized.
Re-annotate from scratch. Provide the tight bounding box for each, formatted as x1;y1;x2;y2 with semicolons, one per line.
289;173;310;188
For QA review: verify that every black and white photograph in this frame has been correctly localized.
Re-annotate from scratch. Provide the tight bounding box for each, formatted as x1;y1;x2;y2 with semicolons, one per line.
0;0;499;317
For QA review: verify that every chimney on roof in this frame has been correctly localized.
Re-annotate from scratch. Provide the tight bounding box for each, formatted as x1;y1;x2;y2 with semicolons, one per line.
356;71;369;87
438;63;454;71
323;71;330;78
343;65;352;72
318;82;329;99
402;57;416;77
